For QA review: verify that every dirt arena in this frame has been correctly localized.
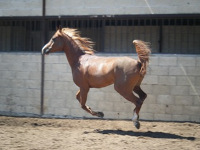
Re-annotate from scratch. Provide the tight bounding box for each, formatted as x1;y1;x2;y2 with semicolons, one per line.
0;116;199;150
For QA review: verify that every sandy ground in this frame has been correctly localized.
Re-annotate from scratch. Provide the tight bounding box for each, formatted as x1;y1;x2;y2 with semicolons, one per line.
0;116;199;150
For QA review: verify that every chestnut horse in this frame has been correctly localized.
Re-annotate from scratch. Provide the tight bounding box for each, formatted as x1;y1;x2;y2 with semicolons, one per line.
42;27;151;129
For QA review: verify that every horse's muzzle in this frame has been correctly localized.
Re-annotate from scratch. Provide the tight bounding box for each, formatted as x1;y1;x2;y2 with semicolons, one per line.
42;48;50;55
42;44;51;55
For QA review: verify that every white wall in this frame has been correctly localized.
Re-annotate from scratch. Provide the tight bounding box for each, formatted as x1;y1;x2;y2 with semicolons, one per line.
0;53;41;115
45;0;200;16
0;0;200;16
0;53;200;122
0;0;42;16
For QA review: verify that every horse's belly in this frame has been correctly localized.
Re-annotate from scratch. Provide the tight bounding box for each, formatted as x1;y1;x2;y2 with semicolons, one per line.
87;72;114;88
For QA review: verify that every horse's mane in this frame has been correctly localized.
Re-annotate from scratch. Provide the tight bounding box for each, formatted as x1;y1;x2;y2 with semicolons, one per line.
61;28;95;55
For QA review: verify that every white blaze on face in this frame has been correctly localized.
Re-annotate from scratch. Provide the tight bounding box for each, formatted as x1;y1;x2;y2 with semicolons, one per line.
42;40;54;54
42;43;48;54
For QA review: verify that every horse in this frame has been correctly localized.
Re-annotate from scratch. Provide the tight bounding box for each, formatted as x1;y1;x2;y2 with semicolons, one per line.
42;26;151;129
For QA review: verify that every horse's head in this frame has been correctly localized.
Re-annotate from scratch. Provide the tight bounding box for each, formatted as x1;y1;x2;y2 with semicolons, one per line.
42;26;65;55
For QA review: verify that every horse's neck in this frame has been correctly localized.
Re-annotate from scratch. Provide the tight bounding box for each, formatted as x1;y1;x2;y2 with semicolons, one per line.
63;38;84;68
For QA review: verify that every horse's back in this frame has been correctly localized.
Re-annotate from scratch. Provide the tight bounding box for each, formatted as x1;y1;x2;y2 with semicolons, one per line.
78;55;141;89
79;55;116;88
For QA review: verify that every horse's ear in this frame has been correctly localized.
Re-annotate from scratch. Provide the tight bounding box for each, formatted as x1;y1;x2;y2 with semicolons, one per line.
56;25;62;32
59;25;62;31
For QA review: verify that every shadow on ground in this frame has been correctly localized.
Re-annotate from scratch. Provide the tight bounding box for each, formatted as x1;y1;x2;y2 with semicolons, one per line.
85;129;195;141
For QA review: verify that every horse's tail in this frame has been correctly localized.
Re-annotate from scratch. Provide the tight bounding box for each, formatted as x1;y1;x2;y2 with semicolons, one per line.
133;40;151;76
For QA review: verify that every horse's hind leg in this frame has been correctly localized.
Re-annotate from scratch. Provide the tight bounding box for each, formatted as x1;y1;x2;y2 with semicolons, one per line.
115;85;141;128
133;86;147;102
132;86;147;129
133;86;147;114
115;84;143;129
76;88;104;118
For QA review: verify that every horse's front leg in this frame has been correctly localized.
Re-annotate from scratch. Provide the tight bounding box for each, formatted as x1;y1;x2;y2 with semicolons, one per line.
76;90;80;101
77;88;104;118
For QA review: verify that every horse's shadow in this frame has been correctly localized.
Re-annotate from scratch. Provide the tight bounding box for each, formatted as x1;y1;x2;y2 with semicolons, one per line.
89;129;195;141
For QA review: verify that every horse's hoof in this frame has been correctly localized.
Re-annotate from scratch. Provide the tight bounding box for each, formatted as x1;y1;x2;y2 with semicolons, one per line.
97;112;104;118
134;121;140;129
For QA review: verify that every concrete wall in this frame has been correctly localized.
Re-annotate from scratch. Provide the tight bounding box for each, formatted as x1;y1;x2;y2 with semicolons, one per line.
0;53;41;116
0;0;200;16
46;0;200;16
0;0;42;16
0;53;200;122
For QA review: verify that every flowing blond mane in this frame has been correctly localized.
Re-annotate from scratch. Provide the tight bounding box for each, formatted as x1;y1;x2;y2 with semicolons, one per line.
61;28;95;55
